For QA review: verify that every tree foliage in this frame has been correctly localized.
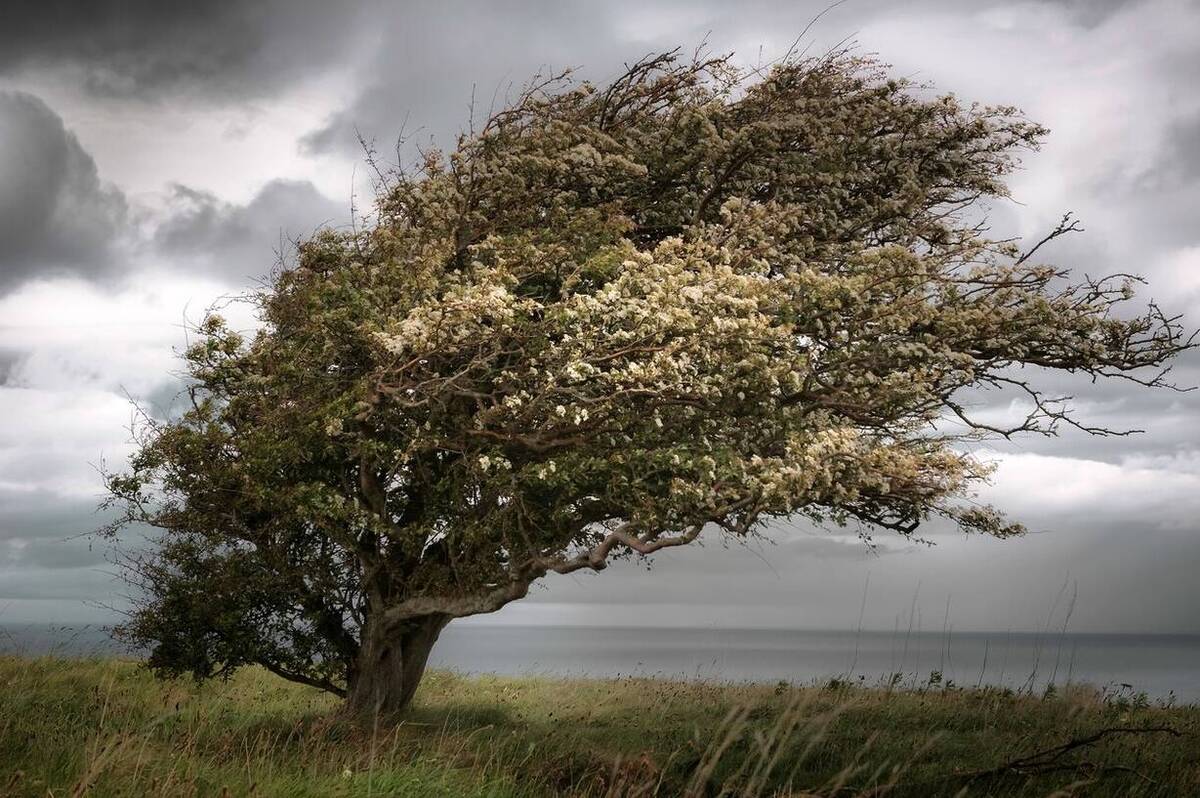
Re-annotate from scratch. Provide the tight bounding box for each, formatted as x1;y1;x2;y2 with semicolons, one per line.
104;49;1192;714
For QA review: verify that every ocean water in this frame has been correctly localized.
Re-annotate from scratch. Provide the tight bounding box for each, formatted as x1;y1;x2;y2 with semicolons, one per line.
5;623;1198;703
431;626;1200;703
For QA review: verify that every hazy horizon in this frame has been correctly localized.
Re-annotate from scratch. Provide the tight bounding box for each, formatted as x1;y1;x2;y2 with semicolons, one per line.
6;622;1198;703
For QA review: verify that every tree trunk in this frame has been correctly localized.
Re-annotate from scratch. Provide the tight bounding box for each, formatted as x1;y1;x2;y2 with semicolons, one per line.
345;614;449;718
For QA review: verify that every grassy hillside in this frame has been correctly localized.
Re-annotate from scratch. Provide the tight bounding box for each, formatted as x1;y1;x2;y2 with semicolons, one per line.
0;656;1196;797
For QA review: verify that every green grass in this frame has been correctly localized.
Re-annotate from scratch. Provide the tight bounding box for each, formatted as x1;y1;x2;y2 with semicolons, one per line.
0;656;1196;796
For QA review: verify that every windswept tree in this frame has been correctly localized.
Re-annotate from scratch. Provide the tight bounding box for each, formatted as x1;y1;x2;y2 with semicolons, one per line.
104;49;1192;716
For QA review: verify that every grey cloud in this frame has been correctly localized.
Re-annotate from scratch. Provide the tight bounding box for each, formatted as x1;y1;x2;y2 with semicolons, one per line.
0;446;101;494
947;352;1200;465
300;2;644;156
535;524;908;609
0;1;361;101
299;0;901;157
2;538;106;571
0;488;132;593
0;91;127;293
527;515;1200;633
0;494;110;598
0;565;117;601
153;179;348;283
1037;0;1138;27
0;350;20;385
951;154;1200;466
767;534;895;561
1090;166;1200;253
1141;112;1200;191
0;0;897;115
0;489;110;543
139;378;190;421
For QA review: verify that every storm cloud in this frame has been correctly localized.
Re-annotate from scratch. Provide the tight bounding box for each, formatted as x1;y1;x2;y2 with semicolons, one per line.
153;178;348;283
0;91;127;293
0;0;361;101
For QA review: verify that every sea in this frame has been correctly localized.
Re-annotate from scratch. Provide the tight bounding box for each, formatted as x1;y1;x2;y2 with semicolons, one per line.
4;623;1198;704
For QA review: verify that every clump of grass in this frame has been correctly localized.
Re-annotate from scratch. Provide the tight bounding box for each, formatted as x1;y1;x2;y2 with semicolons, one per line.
0;656;1196;796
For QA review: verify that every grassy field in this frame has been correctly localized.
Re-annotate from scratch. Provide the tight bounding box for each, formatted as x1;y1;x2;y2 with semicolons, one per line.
0;656;1196;797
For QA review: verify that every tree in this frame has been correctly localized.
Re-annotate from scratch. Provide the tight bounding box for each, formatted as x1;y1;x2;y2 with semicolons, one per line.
103;49;1192;717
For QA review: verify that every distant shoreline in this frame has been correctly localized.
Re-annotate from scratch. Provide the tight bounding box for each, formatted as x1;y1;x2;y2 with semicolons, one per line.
6;620;1200;638
6;622;1199;704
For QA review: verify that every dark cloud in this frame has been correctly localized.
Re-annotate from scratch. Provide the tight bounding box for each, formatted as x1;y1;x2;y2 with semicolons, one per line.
0;489;106;543
0;91;127;293
1146;113;1200;190
0;0;360;101
153;179;348;283
300;2;645;156
2;538;106;571
0;565;117;600
299;0;892;157
0;350;20;385
0;496;108;585
0;488;136;598
525;513;1200;633
1036;0;1138;27
139;378;190;421
0;0;900;118
0;0;887;153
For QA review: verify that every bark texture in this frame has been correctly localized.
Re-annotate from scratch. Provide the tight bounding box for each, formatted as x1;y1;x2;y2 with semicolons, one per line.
345;614;449;717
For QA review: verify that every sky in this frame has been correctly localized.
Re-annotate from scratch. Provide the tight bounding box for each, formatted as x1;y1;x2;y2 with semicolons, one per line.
1;0;1198;635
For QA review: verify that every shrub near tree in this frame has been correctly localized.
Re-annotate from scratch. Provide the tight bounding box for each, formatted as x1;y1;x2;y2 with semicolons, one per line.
104;49;1192;717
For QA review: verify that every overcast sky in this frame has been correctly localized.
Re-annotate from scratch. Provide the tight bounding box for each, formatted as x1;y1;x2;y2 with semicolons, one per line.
1;0;1198;634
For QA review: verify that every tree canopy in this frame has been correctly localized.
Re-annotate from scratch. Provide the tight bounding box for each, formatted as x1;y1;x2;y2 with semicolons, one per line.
104;49;1193;716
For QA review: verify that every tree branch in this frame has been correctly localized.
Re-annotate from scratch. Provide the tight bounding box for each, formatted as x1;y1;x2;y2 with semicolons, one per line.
256;658;347;698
